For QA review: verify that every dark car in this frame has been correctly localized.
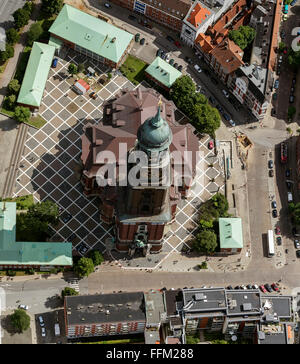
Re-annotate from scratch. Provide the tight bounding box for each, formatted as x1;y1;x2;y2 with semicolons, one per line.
216;104;224;114
271;201;277;209
185;56;193;64
276;236;282;245
274;80;279;89
169;58;175;66
209;96;216;104
52;58;58;68
135;33;140;42
276;69;281;76
246;284;252;289
294;239;300;249
280;30;286;39
174;63;178;68
223;113;231;122
289;95;295;103
286;169;291;177
272;209;278;218
292;77;296;85
227;285;233;290
177;65;183;72
271;108;276;116
156;49;162;57
265;284;272;293
140;38;145;45
296;250;300;258
268;160;273;168
166;35;175;42
272;93;278;100
286;181;292;189
128;15;136;21
234;286;240;289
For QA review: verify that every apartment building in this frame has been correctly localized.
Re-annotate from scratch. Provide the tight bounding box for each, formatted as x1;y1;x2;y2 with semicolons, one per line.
110;0;193;31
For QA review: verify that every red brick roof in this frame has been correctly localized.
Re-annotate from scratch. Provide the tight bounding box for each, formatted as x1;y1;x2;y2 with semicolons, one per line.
187;3;211;27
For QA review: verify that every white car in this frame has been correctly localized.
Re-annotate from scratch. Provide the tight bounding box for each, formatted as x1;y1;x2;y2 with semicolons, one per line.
229;119;236;127
253;284;259;289
41;327;46;337
38;316;45;327
194;64;202;73
240;284;247;290
222;89;230;98
18;304;29;310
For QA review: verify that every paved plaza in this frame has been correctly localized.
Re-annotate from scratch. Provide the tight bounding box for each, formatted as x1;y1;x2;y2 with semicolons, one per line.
12;49;225;267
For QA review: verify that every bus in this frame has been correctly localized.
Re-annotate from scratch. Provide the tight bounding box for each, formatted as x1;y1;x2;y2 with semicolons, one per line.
280;142;287;164
267;230;275;257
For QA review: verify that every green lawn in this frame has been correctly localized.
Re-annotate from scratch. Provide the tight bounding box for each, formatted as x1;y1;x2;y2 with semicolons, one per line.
0;107;14;118
27;115;47;129
120;55;148;85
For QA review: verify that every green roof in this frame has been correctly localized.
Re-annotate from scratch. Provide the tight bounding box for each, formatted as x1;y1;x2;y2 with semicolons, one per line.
49;4;133;64
219;218;244;249
0;202;72;266
48;36;63;50
17;42;55;107
145;57;182;88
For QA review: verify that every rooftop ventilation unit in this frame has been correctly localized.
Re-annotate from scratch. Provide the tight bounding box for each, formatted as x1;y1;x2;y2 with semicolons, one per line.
242;303;252;311
195;293;207;301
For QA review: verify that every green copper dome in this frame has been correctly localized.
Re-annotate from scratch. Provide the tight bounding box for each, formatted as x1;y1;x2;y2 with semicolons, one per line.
137;107;172;152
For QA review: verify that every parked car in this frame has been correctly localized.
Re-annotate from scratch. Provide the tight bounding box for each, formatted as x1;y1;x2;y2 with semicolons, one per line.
296;250;300;258
252;284;259;289
276;236;282;245
166;35;175;42
286;169;291;177
223;112;231;122
276;69;281;76
234;285;240;289
292;77;296;85
272;209;278;218
275;226;281;235
208;140;214;150
260;285;267;293
177;65;183;72
289;95;295;103
246;284;252;289
216;104;224;114
140;38;145;45
89;91;97;99
38;316;45;327
240;284;247;290
291;87;295;94
268;160;273;168
51;58;58;68
222;89;230;98
272;93;278;100
291;0;297;6
265;284;272;293
287;181;292;190
194;64;202;73
41;327;46;337
294;240;300;249
135;33;140;42
280;30;286;39
269;169;274;177
271;283;279;291
128;15;136;21
18;304;29;310
209;96;216;104
227;285;233;290
229;119;236;127
271;201;277;209
185;56;193;64
278;55;283;63
274;80;279;89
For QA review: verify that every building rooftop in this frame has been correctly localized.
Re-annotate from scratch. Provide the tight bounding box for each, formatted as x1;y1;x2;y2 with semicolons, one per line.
65;292;146;325
0;202;72;266
226;290;262;316
182;288;227;313
144;290;166;327
165;289;183;317
145;57;182;89
49;4;133;64
187;3;211;27
219;218;244;249
17;42;55;107
261;296;292;319
142;0;193;20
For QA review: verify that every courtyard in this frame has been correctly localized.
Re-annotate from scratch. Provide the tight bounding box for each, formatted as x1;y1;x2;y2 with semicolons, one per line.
12;48;225;267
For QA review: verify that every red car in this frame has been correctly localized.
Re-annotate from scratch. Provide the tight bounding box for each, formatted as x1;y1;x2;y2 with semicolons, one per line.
174;41;181;48
259;285;267;293
208;141;214;150
275;226;281;235
271;283;279;291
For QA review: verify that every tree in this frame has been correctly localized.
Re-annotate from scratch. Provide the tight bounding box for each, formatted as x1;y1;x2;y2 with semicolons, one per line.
13;8;30;29
74;257;94;278
170;75;196;115
6;28;20;45
193;230;218;253
3;94;16;111
6;45;14;59
61;287;79;299
229;26;256;50
289;202;300;225
41;0;63;15
77;63;85;73
7;79;20;95
0;50;8;63
10;309;30;333
14;106;31;124
28;200;59;225
288;49;300;67
16;213;49;241
192;103;221;136
211;193;229;218
23;1;35;14
88;250;104;266
68;63;78;76
278;42;286;52
27;22;43;46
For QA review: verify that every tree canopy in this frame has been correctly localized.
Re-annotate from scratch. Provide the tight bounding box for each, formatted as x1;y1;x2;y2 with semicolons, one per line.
6;28;20;45
27;22;43;46
68;63;78;75
10;309;31;333
41;0;63;15
13;8;30;29
289;202;300;225
194;229;218;253
8;79;20;95
14;106;31;124
229;26;256;50
61;287;79;299
74;257;95;278
28;200;59;225
88;250;104;266
3;94;16;111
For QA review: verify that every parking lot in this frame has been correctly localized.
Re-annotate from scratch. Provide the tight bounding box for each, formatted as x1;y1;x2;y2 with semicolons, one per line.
13;48;135;255
35;309;66;344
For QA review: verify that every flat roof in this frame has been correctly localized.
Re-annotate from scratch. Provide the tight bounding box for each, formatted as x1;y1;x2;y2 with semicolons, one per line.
144;290;165;326
49;4;133;64
165;290;183;316
145;57;182;88
261;296;292;318
226;290;262;316
0;202;72;266
219;218;244;249
17;42;55;107
65;292;146;325
182;288;227;312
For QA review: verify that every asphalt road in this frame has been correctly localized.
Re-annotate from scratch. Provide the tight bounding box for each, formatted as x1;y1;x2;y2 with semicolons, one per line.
0;0;26;29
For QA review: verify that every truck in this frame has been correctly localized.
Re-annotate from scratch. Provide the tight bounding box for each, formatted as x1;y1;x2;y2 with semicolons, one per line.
54;323;60;337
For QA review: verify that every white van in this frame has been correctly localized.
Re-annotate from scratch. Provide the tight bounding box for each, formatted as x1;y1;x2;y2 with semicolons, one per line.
288;192;293;203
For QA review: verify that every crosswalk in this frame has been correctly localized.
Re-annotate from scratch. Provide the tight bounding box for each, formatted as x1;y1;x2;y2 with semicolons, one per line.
68;279;80;293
